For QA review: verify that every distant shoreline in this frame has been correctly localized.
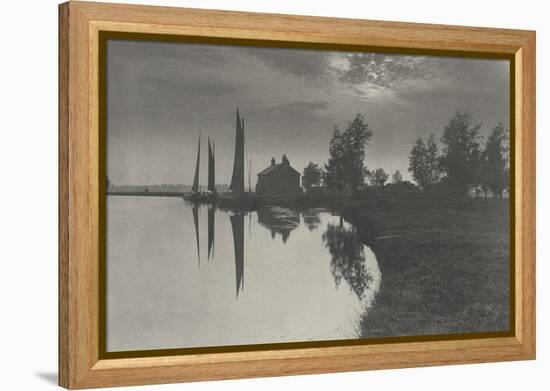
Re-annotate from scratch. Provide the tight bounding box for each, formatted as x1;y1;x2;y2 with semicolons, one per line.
107;191;186;197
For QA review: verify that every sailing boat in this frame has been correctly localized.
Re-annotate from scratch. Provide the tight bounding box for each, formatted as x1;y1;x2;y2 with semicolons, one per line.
185;131;217;203
248;155;252;193
192;131;201;194
208;138;215;192
203;138;217;202
230;109;245;194
184;131;202;202
219;108;256;209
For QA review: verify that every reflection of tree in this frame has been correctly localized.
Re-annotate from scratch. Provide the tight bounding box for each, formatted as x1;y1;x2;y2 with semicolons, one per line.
302;209;321;231
257;207;300;243
322;218;372;300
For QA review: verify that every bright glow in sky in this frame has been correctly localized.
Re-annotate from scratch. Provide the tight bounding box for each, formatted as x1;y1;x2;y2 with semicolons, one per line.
106;40;509;186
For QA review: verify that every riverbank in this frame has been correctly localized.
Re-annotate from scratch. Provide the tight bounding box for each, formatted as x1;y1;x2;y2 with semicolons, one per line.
346;195;510;338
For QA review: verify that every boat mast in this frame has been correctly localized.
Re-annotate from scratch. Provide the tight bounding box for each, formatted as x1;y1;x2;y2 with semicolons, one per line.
208;138;216;192
191;131;201;193
229;109;245;193
248;155;252;193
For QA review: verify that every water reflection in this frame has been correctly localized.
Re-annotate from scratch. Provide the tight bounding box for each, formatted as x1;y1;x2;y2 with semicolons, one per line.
107;197;381;351
257;207;300;243
302;209;322;231
230;213;245;297
192;205;200;266
207;206;215;260
323;218;373;300
195;206;376;302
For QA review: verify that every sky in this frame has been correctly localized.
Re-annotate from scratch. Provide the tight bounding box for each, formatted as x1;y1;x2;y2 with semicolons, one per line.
106;39;509;186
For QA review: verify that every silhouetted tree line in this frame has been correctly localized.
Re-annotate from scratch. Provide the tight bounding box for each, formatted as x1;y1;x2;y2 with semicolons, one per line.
301;113;418;194
408;111;509;199
300;111;508;199
301;114;415;194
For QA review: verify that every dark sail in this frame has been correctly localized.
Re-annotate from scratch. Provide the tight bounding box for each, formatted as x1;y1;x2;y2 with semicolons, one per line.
229;109;245;193
192;205;200;266
207;138;215;192
191;131;201;193
248;155;252;193
230;213;245;297
207;206;215;260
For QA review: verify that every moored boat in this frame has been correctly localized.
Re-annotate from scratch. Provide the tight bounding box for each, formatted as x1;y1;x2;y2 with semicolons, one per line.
184;131;218;204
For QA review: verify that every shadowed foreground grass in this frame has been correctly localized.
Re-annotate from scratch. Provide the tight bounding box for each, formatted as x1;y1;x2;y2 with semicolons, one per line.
349;196;510;338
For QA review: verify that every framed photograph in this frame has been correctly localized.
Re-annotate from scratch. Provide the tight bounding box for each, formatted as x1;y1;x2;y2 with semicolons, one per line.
58;1;535;389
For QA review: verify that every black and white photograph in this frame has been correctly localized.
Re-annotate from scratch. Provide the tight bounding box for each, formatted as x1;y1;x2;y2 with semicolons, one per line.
3;0;547;389
105;38;511;353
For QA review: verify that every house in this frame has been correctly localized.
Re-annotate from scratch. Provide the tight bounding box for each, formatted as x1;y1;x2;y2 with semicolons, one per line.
256;155;302;197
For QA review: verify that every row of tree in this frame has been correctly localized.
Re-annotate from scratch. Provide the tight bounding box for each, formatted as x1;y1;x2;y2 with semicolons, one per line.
408;111;509;198
300;111;509;199
301;114;406;194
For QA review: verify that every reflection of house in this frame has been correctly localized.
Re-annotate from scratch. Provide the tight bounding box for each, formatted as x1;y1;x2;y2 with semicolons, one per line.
257;207;300;243
256;155;302;197
302;209;321;231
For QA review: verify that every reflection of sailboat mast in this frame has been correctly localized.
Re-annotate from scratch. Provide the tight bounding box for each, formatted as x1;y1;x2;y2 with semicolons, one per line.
192;205;200;266
230;213;245;297
207;207;215;260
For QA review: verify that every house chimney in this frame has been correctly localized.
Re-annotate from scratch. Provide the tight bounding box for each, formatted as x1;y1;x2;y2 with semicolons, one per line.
282;154;289;165
271;157;276;166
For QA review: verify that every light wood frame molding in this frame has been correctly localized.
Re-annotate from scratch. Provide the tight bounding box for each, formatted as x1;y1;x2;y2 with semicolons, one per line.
58;1;536;389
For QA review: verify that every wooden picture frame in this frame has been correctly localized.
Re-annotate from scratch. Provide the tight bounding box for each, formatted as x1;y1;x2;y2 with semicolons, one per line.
59;1;536;389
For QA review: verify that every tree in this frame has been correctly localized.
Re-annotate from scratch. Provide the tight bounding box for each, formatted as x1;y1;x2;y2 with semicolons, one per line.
478;159;491;199
368;168;389;188
324;128;346;192
344;114;373;193
325;114;373;194
439;111;483;197
482;122;509;199
301;162;324;191
392;169;403;184
408;133;441;189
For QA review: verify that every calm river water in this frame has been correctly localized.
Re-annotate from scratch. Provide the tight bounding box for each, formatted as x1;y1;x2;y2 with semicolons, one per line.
106;196;381;352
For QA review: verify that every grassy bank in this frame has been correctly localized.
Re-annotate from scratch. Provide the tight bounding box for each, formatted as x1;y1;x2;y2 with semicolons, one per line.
346;195;510;338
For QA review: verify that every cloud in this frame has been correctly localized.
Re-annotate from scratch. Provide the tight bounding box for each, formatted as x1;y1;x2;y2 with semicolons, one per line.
139;76;239;97
338;53;437;88
106;38;509;186
246;47;334;82
247;100;330;123
108;39;241;68
272;100;329;114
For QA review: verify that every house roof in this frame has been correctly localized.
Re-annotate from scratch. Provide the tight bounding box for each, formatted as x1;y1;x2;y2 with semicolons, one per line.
257;163;300;177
